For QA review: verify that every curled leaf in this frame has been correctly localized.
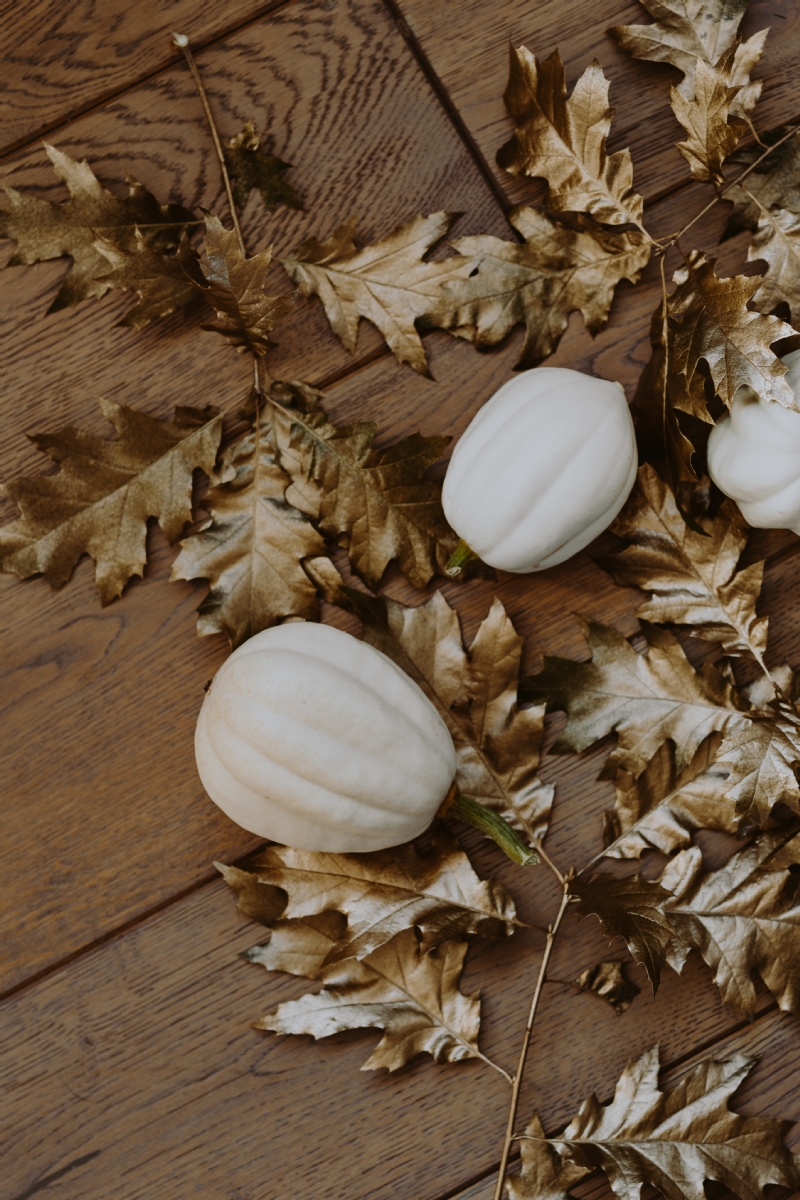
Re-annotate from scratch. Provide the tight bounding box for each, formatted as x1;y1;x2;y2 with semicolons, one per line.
570;873;674;992
224;121;303;213
574;960;641;1014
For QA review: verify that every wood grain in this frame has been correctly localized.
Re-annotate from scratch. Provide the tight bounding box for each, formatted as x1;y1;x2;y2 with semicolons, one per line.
396;0;800;210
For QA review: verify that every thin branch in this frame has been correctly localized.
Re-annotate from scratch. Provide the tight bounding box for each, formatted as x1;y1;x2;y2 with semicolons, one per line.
172;31;247;258
491;878;573;1200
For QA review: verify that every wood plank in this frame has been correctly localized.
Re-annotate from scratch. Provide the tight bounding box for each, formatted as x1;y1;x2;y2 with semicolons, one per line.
0;0;287;156
395;0;800;210
0;862;789;1200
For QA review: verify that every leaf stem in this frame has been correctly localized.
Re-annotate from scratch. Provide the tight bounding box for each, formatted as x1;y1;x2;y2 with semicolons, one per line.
172;31;247;258
491;877;573;1200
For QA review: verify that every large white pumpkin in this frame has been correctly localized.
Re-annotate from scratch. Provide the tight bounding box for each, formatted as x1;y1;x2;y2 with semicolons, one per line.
708;351;800;534
195;622;456;853
442;367;638;572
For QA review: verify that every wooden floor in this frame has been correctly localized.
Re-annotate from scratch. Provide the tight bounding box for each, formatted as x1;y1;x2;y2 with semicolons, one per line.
3;2;800;1198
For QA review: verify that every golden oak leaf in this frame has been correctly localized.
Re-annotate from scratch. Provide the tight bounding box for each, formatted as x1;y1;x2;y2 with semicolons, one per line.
496;48;643;227
243;912;348;979
0;142;195;312
748;206;800;322
660;827;800;1017
574;960;641;1014
281;212;467;376
344;588;552;844
430;207;650;370
214;861;285;926
237;828;520;964
610;1;767;114
548;1045;798;1199
257;929;487;1073
521;618;748;777
195;213;298;355
171;384;337;647
570;874;674;991
0;400;222;603
670;48;745;185
602;463;769;660
670;252;797;410
717;710;800;833
725;126;800;237
604;736;736;860
271;394;454;590
224;121;303;213
508;1114;590;1200
93;229;203;328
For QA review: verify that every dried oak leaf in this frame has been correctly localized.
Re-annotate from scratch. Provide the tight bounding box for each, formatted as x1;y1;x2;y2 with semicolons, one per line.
171;383;336;647
601;463;769;661
670;48;745;185
670;252;797;410
0;142;195;311
195;213;298;355
215;861;285;926
725;126;800;238
344;588;553;844
93;229;203;328
243;912;348;980
546;1045;798;1199
508;1114;590;1200
271;393;453;590
257;928;485;1073
610;1;767;116
604;736;736;860
238;827;520;964
570;874;674;991
430;207;650;370
520;617;748;777
574;960;641;1014
748;206;800;323
496;48;644;227
717;710;800;833
281;212;468;376
660;826;800;1016
224;121;303;214
0;399;222;603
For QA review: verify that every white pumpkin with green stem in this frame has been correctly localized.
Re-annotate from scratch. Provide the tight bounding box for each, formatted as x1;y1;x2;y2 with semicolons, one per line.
442;367;638;575
195;621;535;864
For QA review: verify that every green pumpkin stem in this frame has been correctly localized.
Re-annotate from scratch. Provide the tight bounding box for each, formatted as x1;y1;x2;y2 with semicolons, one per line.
440;783;538;867
445;538;481;577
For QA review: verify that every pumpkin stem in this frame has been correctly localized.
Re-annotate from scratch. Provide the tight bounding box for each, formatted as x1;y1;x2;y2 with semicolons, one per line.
445;538;481;577
440;784;539;867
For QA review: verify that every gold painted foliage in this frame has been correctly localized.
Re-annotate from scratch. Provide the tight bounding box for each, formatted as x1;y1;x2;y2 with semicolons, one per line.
522;1045;798;1200
670;48;745;185
748;205;800;323
569;874;675;991
0;400;222;604
573;961;641;1015
725;126;800;236
224;121;303;214
496;47;644;227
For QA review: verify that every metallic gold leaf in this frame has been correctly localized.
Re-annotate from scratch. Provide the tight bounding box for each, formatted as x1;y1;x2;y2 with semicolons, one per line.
344;588;553;843
660;826;800;1016
574;960;641;1015
196;213;298;355
430;207;650;370
748;206;800;322
508;1113;590;1200
224;121;303;214
237;828;520;964
171;385;336;647
93;229;203;328
243;912;348;979
570;874;674;991
281;212;468;376
602;464;769;660
725;126;800;238
604;736;736;859
272;396;453;590
670;48;745;185
0;142;196;312
257;929;485;1073
214;861;285;926
0;400;222;603
547;1045;798;1199
717;712;800;833
496;48;644;227
669;252;797;410
521;618;748;777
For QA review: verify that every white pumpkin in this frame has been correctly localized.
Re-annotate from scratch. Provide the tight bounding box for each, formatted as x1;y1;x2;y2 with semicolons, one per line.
441;367;638;572
707;351;800;534
195;621;456;853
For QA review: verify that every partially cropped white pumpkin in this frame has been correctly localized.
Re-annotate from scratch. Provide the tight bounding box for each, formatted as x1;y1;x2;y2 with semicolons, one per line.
441;367;638;572
195;622;456;853
707;350;800;534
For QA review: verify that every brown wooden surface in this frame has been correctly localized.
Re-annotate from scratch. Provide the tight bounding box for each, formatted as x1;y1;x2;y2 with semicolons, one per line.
2;1;800;1198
